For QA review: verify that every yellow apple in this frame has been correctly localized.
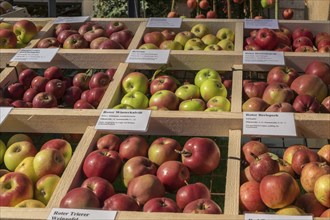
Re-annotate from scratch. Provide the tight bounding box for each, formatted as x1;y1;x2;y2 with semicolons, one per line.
0;139;6;165
15;199;45;208
15;157;38;183
4;141;37;171
35;174;60;205
7;134;33;147
276;205;305;215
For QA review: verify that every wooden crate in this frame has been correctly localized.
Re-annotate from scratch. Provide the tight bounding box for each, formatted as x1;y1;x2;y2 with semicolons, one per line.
0;7;30;18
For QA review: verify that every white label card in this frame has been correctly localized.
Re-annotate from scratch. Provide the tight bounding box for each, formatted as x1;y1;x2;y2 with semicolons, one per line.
96;109;151;132
243;51;285;65
10;48;59;62
244;18;279;29
245;213;313;220
147;17;182;28
53;16;90;24
243;112;297;137
126;49;170;64
48;208;117;220
0;107;13;126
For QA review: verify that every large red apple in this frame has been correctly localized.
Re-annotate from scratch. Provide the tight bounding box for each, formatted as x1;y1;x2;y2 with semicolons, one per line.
103;193;140;211
242;140;268;164
143;197;181;213
267;66;299;86
32;92;58;108
262;82;295;105
96;133;121;151
254;28;278;50
295;193;327;217
150;75;178;95
81;176;115;204
304;61;330;85
291;148;320;175
119;135;149;161
249;152;280;182
300;162;330;193
176;182;211;209
292;94;321;113
60;187;100;208
239;181;267;212
183;198;222;214
243;81;268;99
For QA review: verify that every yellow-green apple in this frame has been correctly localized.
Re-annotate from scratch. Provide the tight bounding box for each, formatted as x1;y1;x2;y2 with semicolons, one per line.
143;31;165;47
183;198;222;214
161;29;176;40
204;44;223;51
90;36;109;49
4;141;37;171
321;209;330;217
283;144;308;165
242;97;269;111
14;156;38;183
261;0;275;8
218;39;235;51
138;43;158;49
83;149;122;183
242;140;268;164
204;107;226;112
267;66;299;86
190;23;209;38
143;197;181;212
112;103;134;109
314;174;330;207
304;61;330;85
175;84;200;101
60;187;100;208
260;172;300;209
184;38;206;50
200;79;227;102
150;75;178;95
243;81;268;99
239;181;266;212
295;192;327;217
292;94;321;113
194;68;221;87
216;27;235;42
127;174;165;206
149;90;179;110
0;21;13;30
14;199;46;208
0;139;6;165
33;148;66;178
206;96;230;111
119;135;149;161
103;193;140;211
0;29;17;48
122;72;149;94
249;152;280;182
0;172;34;207
63;34;89;49
179;98;206;111
156;160;190;192
36;37;61;48
148;137;182;166
176;182;211;209
174;31;195;47
81;176;115;204
122;156;157;187
159;40;183;50
40;139;72;167
121;91;149;109
254;28;278;50
34;174;60;205
292;27;313;41
13;20;38;44
262;82;295;105
201;34;219;46
179;137;220;175
292;36;313;50
318;144;330;165
6;133;33;147
96;133;121;151
291;148;320;175
276;205;305;215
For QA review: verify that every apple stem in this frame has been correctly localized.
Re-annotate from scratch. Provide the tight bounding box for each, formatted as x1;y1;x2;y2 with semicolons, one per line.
184;180;189;185
249;152;259;160
249;0;253;18
85;68;94;77
226;0;232;18
171;0;176;12
175;149;192;157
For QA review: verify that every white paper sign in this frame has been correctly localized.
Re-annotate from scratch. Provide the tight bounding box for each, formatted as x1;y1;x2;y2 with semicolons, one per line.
245;213;312;220
0;107;13;126
48;208;117;220
10;48;59;62
243;112;297;137
243;51;285;65
244;18;279;29
53;16;89;24
96;109;151;132
126;49;170;64
147;17;182;28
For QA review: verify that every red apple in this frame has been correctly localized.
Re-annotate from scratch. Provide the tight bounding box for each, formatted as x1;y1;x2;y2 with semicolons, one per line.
31;76;49;92
143;197;181;213
62;86;82;107
63;34;89;49
45;79;66;100
103;193;140;211
292;94;321;113
292;28;313;41
105;21;126;37
89;72;111;89
267;66;299;86
150;75;178;95
282;8;294;20
84;28;106;43
81;176;115;204
54;23;72;36
32;92;57;108
242;97;269;112
96;133;121;151
0;29;17;48
294;45;314;52
300;162;330;193
254;28;278;50
109;29;134;49
44;66;63;80
183;198;222;214
243;81;268;99
239;181;267;212
18;68;37;88
291;148;320;175
295;193;327;217
199;0;209;10
293;36;314;50
60;187;100;209
304;60;330;85
73;99;95;109
72;72;92;91
149;90;180;110
11;100;32;108
161;29;176;41
249;152;280;182
283;144;308;165
262;82;295;105
242;140;268;164
265;102;295;112
176;182;211;209
187;0;197;8
143;31;165;47
98;39;124;49
56;29;78;44
119;135;149;161
36;37;61;48
6;83;24;100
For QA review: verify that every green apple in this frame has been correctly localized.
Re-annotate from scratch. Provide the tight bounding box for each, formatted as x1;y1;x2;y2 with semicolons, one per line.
191;23;210;38
0;139;6;165
15;157;38;183
121;91;149;109
174;31;196;47
194;68;221;87
112;103;135;109
204;44;223;51
216;27;235;42
121;72;149;94
34;174;61;205
159;40;183;50
184;38;206;50
13;20;38;44
217;39;235;51
15;199;46;208
139;43;159;49
205;107;226;112
206;96;231;111
4;141;37;171
0;22;13;30
200;79;227;102
201;34;220;46
179;98;206;111
33;149;66;179
175;84;200;101
7;134;33;147
40;139;73;167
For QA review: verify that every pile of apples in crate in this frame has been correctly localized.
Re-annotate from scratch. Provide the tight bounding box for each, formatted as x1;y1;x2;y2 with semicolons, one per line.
242;60;330;113
0;133;77;207
0;1;14;15
240;140;330;217
139;24;235;51
0;66;116;109
0;19;40;48
37;21;134;49
60;134;224;214
114;67;232;112
244;26;330;52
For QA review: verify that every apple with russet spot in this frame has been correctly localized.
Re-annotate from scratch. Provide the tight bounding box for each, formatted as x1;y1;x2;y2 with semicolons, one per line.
190;23;209;39
184;38;206;50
